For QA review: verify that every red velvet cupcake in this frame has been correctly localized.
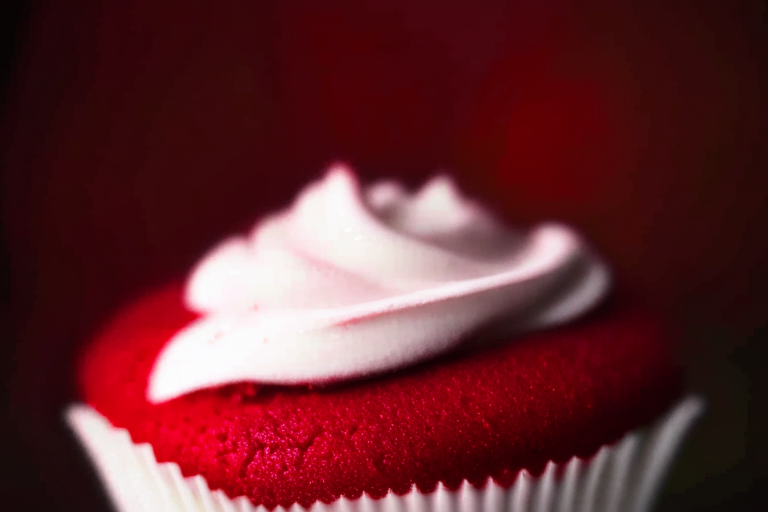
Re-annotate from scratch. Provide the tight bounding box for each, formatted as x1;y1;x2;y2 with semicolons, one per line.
67;166;701;512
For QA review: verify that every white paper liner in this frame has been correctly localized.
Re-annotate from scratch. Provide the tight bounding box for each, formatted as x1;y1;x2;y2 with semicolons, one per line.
66;396;702;512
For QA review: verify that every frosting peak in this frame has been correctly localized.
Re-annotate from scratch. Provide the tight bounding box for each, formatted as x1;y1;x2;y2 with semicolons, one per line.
148;165;610;403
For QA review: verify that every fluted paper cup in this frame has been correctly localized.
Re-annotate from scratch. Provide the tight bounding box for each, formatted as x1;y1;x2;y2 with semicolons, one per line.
66;396;702;512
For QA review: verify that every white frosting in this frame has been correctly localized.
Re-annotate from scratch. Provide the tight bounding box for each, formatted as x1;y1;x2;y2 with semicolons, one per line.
147;165;610;403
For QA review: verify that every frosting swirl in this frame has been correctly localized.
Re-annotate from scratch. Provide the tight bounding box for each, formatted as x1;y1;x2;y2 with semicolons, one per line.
148;165;610;403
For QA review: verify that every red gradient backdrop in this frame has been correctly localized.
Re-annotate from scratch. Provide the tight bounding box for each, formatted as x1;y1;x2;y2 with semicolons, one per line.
2;2;766;511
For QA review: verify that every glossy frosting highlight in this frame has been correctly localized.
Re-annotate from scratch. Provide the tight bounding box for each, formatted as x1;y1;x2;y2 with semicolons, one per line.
148;165;610;403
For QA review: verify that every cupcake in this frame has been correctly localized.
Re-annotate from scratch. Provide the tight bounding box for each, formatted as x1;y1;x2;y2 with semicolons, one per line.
67;165;701;512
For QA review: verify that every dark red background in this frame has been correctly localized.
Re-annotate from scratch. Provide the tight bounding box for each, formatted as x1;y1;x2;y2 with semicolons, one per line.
2;2;766;511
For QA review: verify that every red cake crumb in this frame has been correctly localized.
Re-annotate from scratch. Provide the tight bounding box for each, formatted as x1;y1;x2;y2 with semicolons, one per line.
78;285;682;510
